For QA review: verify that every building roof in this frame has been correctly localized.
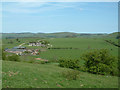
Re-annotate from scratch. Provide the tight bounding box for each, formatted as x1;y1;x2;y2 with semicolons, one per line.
6;49;25;52
13;46;26;49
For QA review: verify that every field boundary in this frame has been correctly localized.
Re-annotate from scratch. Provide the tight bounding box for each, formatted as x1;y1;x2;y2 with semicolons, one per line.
104;40;119;47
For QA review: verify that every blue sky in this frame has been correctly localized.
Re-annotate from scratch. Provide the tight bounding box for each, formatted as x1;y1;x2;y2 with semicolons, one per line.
2;2;118;33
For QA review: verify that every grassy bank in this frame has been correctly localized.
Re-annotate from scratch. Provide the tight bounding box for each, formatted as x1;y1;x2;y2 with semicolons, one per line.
2;61;118;88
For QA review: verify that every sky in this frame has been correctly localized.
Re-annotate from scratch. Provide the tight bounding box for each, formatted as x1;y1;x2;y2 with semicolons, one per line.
1;2;118;33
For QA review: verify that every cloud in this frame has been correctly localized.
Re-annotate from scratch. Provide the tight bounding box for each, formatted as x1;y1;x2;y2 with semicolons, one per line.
3;2;49;13
2;1;117;14
3;2;84;14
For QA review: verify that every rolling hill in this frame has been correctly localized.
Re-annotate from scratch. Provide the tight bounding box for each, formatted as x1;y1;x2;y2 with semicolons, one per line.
2;32;107;39
2;61;118;88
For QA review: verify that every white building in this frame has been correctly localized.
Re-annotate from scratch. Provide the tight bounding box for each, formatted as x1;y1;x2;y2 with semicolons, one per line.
29;42;45;47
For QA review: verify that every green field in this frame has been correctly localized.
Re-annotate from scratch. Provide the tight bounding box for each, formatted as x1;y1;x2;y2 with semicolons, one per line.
2;61;118;88
3;38;118;59
0;41;1;89
2;37;119;88
40;38;118;60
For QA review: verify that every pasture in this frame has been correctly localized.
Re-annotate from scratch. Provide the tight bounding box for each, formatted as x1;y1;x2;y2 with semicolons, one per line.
2;61;118;88
2;37;119;88
0;39;2;89
3;38;118;59
40;38;118;60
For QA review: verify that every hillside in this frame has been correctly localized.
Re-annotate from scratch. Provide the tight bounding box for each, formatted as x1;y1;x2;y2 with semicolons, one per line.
2;32;119;88
104;32;120;47
2;32;107;39
107;32;120;39
2;61;118;88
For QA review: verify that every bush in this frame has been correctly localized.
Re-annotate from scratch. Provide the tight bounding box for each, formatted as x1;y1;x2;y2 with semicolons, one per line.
28;59;35;63
81;49;118;76
62;70;80;80
7;54;20;62
39;60;48;64
2;50;6;60
118;58;120;76
24;51;30;54
59;58;80;70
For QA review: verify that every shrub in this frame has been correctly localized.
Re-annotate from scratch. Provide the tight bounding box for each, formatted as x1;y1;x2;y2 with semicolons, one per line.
24;51;30;54
49;59;59;63
40;61;48;64
28;59;35;63
118;58;120;76
59;58;80;70
7;54;20;62
62;70;80;80
81;49;118;76
2;50;6;60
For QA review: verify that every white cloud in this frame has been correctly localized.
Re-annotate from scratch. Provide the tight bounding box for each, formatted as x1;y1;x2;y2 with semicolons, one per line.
3;2;48;13
2;1;118;14
2;2;84;14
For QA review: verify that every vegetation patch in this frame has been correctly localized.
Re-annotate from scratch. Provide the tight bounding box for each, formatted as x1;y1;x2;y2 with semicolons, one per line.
104;40;119;47
62;70;80;80
2;52;20;62
59;58;80;70
7;54;20;62
81;49;118;76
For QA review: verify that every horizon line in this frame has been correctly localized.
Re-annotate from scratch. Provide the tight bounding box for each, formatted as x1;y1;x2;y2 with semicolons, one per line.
1;31;119;34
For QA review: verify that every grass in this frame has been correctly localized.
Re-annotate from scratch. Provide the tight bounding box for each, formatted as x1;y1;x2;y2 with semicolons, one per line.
39;38;118;61
4;38;117;62
2;37;119;88
0;39;2;89
0;61;2;89
2;61;118;88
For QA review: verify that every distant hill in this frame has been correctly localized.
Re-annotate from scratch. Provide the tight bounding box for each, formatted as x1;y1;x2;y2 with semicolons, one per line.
1;32;109;39
107;32;120;39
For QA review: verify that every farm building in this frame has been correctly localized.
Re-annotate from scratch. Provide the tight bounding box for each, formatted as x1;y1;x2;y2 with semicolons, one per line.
28;40;52;48
28;42;46;47
5;46;26;55
5;48;26;55
13;46;26;49
5;47;40;56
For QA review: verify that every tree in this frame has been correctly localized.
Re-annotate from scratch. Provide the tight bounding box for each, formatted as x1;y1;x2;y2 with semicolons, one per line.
16;38;20;42
81;49;118;76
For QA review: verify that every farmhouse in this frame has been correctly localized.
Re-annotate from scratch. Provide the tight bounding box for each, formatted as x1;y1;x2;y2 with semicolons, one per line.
28;42;46;47
28;40;52;48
